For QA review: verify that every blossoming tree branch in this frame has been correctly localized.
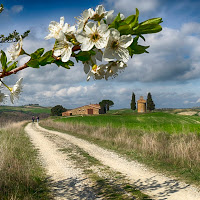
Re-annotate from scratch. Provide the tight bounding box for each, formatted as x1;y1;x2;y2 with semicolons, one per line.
0;4;162;104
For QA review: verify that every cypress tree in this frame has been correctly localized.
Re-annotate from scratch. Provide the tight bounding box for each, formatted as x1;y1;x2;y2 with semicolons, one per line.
147;92;155;111
130;92;136;110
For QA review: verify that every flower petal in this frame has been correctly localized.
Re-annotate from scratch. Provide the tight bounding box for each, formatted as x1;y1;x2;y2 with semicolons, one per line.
119;35;133;48
54;48;65;57
61;49;71;62
95;37;108;49
76;33;87;43
103;47;115;61
116;47;129;63
81;40;94;51
84;22;96;34
95;5;105;16
60;16;65;27
110;28;120;40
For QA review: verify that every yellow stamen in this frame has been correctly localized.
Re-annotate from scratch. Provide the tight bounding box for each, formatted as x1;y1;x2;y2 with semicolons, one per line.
92;64;98;72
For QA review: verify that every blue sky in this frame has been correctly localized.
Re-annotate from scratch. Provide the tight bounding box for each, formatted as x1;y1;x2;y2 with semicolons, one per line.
1;0;200;109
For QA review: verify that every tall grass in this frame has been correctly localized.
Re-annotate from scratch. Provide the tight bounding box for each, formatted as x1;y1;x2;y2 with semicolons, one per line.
41;119;200;185
0;122;51;200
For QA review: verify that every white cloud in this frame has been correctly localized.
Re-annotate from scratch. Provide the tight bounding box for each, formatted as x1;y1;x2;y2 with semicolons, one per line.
104;0;159;14
181;22;200;35
11;5;23;14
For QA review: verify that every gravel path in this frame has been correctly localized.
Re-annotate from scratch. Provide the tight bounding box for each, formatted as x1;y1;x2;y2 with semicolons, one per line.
25;123;100;200
25;123;200;200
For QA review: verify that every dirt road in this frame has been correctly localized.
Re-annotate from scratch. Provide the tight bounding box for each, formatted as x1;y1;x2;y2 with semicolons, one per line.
25;123;200;200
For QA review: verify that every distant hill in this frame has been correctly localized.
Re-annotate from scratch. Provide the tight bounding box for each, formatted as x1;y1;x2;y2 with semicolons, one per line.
0;106;51;126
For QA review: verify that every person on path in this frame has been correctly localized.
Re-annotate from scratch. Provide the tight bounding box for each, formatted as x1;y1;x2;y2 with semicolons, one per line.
32;116;35;123
37;116;39;123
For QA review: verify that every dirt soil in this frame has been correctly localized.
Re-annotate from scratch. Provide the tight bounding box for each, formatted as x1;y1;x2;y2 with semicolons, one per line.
25;123;200;200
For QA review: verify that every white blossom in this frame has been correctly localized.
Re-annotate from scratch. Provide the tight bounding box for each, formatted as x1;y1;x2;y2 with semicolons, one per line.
10;78;23;104
76;22;110;51
76;8;94;33
87;64;106;81
9;36;23;60
53;37;73;62
63;23;76;35
91;5;114;21
45;17;66;40
103;28;133;63
83;48;102;74
105;61;127;80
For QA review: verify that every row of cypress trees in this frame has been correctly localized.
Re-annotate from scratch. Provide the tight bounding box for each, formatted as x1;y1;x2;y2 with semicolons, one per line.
131;92;155;111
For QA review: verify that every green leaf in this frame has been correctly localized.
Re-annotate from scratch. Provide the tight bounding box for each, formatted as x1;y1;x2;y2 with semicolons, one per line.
128;36;149;57
66;60;74;66
75;51;91;62
54;60;71;69
27;60;40;68
1;50;7;70
109;13;122;29
124;15;136;25
30;48;44;59
118;8;139;35
38;50;54;66
6;61;18;72
140;18;163;26
132;24;162;35
7;61;12;65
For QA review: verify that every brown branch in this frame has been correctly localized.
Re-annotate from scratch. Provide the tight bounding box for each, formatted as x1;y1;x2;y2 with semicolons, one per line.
0;63;28;79
0;45;81;79
72;45;81;52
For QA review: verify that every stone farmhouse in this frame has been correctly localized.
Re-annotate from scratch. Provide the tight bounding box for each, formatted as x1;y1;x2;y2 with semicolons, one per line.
137;96;146;113
62;104;103;116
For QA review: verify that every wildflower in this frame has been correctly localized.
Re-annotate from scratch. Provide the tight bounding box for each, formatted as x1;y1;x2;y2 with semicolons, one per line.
9;78;23;104
9;36;23;60
103;28;133;63
53;37;73;62
76;22;109;51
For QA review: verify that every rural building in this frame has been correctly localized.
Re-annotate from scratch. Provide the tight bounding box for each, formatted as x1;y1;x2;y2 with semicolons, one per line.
62;104;102;116
137;96;146;113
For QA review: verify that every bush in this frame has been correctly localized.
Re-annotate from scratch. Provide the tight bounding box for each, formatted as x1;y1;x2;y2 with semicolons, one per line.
51;105;67;116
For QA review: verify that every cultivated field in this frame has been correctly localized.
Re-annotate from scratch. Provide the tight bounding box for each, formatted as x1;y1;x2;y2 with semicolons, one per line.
41;109;200;185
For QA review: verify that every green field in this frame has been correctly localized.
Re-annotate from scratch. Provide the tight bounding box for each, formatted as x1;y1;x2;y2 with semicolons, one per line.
0;105;51;114
57;110;200;134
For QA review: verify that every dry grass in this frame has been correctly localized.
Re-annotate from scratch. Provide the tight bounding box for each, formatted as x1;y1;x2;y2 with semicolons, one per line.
0;122;51;200
41;119;200;184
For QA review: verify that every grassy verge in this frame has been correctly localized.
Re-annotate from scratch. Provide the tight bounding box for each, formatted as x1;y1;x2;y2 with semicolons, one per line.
0;122;52;200
40;119;200;186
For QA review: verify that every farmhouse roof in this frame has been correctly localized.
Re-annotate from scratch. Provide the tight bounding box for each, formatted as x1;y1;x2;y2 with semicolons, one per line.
63;104;100;113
